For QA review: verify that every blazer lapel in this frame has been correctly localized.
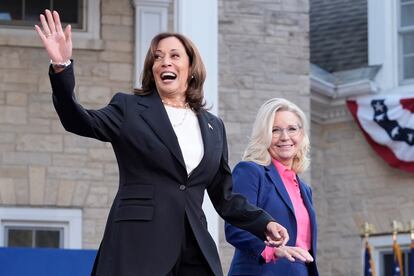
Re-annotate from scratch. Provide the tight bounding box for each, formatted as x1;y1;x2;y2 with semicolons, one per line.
187;110;216;179
136;91;186;170
265;164;295;215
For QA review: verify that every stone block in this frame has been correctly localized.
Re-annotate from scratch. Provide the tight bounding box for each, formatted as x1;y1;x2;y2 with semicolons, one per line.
72;181;90;206
52;153;87;168
102;15;122;25
109;63;133;82
28;102;57;119
48;166;103;181
29;166;46;205
101;25;133;42
105;41;133;53
78;86;112;104
2;152;51;166
0;177;16;204
57;180;76;206
14;178;29;204
6;92;27;106
43;179;58;205
17;134;63;152
0;106;27;124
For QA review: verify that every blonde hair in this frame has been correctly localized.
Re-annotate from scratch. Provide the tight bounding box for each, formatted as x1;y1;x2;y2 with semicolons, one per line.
242;98;310;173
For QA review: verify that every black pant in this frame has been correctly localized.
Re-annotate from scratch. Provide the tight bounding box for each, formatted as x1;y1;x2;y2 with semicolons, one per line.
166;216;214;276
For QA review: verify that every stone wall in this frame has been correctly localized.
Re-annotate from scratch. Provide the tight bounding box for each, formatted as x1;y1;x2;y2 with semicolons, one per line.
217;0;311;273
0;0;135;248
311;119;414;275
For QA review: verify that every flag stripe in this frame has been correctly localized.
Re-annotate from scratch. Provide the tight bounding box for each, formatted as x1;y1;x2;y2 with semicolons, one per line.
347;99;414;173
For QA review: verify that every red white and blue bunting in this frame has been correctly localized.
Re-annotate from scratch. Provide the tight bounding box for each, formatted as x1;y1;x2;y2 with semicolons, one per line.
347;94;414;172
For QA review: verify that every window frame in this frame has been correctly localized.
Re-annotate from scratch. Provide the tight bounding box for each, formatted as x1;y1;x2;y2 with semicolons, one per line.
368;0;414;93
398;0;414;85
0;207;82;249
0;0;102;50
0;0;83;29
363;233;411;276
4;224;64;248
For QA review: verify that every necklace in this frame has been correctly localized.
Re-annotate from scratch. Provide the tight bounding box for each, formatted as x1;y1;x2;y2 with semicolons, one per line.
172;108;189;127
162;99;189;109
164;104;190;128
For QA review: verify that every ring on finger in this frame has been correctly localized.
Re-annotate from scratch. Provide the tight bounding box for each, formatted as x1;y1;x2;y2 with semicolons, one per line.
45;33;52;37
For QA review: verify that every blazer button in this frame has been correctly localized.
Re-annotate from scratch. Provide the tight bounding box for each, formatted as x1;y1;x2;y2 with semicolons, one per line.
179;185;186;191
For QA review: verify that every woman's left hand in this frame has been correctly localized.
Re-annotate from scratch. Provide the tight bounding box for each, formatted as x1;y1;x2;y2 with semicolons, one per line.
264;221;289;247
274;246;314;263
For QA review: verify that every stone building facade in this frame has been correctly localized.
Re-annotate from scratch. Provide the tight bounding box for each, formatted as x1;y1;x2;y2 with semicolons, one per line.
310;0;414;275
2;0;412;275
3;0;308;274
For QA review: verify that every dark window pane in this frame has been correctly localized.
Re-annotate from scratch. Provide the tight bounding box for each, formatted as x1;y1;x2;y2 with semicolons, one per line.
382;251;408;276
401;3;414;27
35;230;60;248
26;0;50;22
0;0;83;28
8;229;33;247
403;56;414;79
54;0;80;24
0;0;22;21
383;253;394;276
403;32;414;55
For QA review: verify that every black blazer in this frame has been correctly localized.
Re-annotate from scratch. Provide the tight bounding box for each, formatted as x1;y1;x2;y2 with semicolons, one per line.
49;64;274;276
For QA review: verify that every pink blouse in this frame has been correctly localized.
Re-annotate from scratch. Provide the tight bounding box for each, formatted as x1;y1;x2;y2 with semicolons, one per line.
261;159;312;263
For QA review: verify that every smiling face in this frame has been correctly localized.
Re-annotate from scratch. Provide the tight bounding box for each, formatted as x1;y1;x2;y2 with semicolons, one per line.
268;110;304;169
152;36;190;100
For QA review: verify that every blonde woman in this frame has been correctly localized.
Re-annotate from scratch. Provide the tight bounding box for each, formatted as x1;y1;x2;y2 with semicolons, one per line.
226;98;318;276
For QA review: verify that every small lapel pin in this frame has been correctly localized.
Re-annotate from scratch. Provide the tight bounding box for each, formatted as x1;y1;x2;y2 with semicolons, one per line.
208;123;213;130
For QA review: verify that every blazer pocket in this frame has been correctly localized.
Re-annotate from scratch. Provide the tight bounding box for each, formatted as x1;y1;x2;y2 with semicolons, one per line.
118;184;154;206
115;205;154;221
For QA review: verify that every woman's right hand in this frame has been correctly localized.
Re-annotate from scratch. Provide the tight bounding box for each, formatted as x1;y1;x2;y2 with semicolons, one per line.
34;9;72;64
274;246;314;263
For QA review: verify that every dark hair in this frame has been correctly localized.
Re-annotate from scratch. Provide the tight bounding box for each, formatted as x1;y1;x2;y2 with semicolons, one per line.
134;32;207;112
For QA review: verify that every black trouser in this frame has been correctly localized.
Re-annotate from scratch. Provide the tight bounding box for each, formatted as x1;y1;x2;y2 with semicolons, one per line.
166;216;214;276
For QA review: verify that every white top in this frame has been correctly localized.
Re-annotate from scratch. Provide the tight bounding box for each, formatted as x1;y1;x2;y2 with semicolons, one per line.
164;105;204;175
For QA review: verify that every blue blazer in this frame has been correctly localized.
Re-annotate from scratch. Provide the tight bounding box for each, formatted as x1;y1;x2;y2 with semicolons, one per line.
225;161;319;276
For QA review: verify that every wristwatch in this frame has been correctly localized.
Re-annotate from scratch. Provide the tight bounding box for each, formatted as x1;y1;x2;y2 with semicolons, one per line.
50;59;71;68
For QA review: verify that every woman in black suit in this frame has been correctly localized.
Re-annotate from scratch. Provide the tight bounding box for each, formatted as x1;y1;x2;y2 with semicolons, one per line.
35;10;289;276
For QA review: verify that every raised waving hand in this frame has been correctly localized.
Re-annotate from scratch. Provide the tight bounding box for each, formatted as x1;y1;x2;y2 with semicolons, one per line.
34;9;72;67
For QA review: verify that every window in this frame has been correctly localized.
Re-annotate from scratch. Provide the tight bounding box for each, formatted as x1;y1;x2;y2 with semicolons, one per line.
381;248;412;275
399;0;414;84
0;0;83;29
366;234;412;276
0;207;82;249
0;0;102;50
5;225;63;248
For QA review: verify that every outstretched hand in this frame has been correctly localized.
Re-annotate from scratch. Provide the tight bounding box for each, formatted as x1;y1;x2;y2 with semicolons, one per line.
264;221;289;247
34;9;72;64
274;246;314;263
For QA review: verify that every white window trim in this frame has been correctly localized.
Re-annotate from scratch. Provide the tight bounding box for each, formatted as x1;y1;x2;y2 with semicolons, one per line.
362;234;410;276
398;0;414;85
368;0;414;93
0;207;82;249
0;0;103;50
